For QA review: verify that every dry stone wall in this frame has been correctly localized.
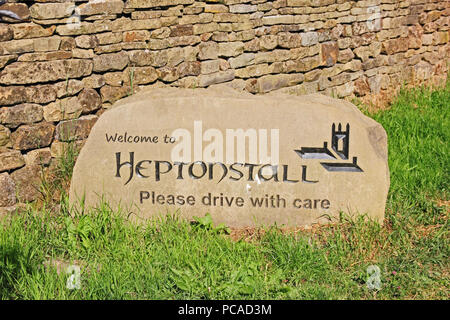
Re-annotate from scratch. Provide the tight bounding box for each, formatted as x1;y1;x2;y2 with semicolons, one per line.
0;0;449;212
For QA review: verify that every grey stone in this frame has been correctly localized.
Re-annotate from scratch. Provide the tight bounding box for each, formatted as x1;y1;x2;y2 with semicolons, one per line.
69;87;390;228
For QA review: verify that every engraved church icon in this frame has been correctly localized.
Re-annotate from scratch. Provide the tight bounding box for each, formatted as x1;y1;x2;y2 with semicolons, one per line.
331;123;349;160
294;123;363;172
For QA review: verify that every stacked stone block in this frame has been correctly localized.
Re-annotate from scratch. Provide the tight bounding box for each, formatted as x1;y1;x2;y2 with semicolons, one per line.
0;0;448;212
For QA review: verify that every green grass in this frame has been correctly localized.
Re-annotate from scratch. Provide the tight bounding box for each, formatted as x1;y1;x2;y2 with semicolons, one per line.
370;82;449;225
1;81;449;300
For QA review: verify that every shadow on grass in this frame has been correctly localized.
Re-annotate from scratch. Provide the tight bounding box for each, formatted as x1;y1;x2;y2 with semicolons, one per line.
0;243;38;299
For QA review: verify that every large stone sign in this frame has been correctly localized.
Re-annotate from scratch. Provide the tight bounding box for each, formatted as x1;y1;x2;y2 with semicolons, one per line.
69;86;390;227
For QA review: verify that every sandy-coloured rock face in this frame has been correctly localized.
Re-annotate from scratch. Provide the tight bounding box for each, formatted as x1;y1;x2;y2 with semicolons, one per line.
69;86;390;227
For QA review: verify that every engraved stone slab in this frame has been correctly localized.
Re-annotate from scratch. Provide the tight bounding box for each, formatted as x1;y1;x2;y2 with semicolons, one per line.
69;86;390;227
